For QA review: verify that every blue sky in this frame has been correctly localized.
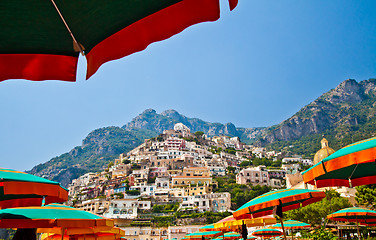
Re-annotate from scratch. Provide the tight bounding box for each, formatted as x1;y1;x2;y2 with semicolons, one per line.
1;0;376;171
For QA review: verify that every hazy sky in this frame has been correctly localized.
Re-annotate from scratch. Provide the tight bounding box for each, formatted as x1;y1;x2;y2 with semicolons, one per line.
1;0;375;171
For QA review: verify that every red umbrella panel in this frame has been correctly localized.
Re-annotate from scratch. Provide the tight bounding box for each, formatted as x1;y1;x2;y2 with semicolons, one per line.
0;0;238;82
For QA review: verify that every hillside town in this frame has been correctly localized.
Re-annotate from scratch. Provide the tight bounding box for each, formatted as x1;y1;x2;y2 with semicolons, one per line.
65;123;337;239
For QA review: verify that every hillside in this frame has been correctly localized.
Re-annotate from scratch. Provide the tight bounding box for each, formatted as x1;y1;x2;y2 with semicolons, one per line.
29;78;376;186
261;78;376;157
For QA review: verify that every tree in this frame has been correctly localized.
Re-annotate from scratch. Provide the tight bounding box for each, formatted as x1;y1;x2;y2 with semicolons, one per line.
355;184;376;209
285;190;351;226
108;161;114;168
194;131;204;138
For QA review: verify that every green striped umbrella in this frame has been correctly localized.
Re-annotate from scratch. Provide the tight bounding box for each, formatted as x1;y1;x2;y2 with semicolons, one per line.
271;220;310;229
327;207;376;240
0;203;113;228
252;229;283;238
0;0;238;82
0;168;68;209
233;189;325;240
302;136;376;188
212;232;241;240
185;231;222;239
233;189;325;219
199;224;216;232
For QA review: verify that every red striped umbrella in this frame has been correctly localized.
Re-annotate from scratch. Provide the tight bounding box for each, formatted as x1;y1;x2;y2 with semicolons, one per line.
0;0;238;82
0;168;68;209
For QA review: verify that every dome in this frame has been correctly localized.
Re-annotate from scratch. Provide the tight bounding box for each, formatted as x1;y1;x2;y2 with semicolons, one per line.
313;138;335;165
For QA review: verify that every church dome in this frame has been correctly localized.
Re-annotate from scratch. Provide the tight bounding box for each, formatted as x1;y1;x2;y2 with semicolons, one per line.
313;138;335;165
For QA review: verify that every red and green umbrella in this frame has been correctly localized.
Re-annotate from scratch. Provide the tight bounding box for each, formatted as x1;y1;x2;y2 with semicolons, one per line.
200;224;216;232
233;189;326;220
327;207;376;240
252;229;283;238
0;168;68;209
302;136;376;188
233;189;325;240
185;231;223;239
213;232;241;240
0;203;113;228
271;220;310;230
0;0;238;82
42;232;123;240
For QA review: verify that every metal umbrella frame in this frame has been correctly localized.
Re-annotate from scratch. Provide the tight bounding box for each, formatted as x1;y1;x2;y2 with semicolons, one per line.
302;136;376;188
233;189;325;240
0;0;238;82
0;168;68;209
327;207;376;240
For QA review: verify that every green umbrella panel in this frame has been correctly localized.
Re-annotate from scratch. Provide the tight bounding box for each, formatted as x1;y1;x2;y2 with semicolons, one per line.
0;203;113;228
302;136;376;188
0;0;238;82
0;168;68;209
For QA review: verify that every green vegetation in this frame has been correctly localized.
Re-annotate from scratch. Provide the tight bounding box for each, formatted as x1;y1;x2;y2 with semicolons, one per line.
285;190;351;226
301;227;338;240
126;190;140;196
152;203;179;213
214;175;271;210
209;146;222;154
355;184;376;209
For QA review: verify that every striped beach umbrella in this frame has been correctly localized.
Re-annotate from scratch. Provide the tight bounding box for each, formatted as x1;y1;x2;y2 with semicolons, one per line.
233;189;325;220
252;229;283;238
0;168;68;209
327;207;376;240
0;0;238;82
0;203;113;228
42;232;123;240
214;216;276;232
302;136;376;188
200;224;216;232
185;231;223;239
233;189;325;240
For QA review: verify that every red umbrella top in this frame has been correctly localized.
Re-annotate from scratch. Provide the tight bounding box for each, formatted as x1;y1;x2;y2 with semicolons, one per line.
0;0;238;82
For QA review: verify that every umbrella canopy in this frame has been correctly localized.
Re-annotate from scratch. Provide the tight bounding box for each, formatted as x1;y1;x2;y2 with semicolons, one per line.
233;189;326;219
252;229;283;238
0;203;113;228
42;232;123;240
38;226;123;236
216;232;241;240
271;220;311;229
185;231;223;239
0;0;238;82
302;136;376;188
0;168;68;209
199;224;216;232
327;207;376;223
214;215;277;231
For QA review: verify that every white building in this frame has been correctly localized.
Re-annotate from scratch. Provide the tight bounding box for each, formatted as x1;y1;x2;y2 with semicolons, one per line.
236;166;270;185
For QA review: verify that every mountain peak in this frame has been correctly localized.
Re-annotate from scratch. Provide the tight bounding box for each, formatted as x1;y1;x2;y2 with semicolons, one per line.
142;108;157;114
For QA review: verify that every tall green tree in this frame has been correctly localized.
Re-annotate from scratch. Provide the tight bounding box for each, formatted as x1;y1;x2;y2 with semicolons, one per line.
355;184;376;209
285;190;351;226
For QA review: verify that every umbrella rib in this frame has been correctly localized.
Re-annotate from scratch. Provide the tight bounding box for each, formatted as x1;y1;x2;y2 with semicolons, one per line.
49;0;85;55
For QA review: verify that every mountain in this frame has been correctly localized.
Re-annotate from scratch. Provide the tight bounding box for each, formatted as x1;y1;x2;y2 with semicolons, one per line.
123;108;263;142
260;78;376;157
29;77;376;185
29;109;262;186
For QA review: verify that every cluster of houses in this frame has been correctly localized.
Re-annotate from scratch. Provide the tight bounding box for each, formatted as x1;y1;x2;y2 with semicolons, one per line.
68;123;314;222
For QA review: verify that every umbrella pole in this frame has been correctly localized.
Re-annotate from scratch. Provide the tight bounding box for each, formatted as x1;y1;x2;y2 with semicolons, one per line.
356;221;361;240
61;228;65;240
280;219;287;240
